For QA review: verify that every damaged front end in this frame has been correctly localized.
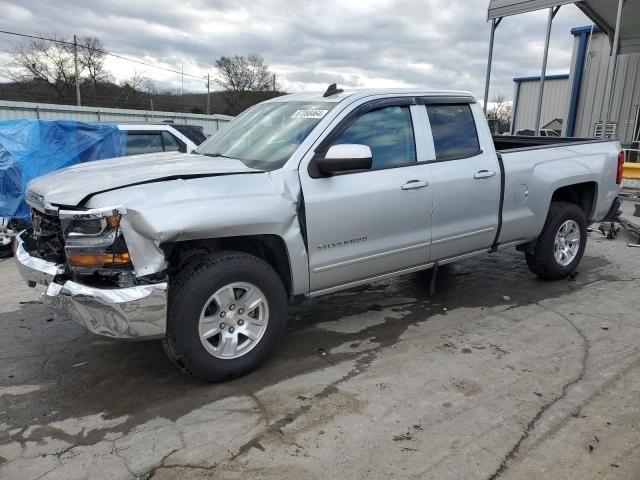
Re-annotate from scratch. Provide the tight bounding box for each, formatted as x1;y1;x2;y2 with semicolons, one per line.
15;203;167;339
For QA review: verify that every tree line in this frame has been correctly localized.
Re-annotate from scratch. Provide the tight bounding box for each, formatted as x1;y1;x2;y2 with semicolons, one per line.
3;34;283;116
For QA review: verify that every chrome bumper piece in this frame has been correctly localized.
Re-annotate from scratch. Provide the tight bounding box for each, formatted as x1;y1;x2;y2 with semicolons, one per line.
15;233;66;286
14;232;167;339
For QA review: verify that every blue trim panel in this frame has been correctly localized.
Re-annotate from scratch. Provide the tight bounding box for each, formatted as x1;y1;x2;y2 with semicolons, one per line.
513;74;570;83
571;25;602;36
566;30;590;137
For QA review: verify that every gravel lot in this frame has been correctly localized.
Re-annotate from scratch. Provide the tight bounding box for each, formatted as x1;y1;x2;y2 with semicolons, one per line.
1;207;639;480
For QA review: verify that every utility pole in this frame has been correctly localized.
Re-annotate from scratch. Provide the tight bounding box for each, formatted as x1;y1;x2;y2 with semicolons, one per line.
206;73;210;115
273;73;276;92
181;64;184;96
73;35;81;106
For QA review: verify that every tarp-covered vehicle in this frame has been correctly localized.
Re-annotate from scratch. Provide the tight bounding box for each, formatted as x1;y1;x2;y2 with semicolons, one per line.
0;119;203;256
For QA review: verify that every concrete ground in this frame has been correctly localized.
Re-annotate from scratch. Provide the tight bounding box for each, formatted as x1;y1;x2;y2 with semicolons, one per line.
1;212;639;480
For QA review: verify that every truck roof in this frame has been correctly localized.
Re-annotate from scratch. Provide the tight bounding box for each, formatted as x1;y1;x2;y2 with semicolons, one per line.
268;88;477;104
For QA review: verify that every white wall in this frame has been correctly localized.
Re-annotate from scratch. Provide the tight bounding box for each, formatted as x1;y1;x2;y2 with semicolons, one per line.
512;77;570;133
0;100;233;136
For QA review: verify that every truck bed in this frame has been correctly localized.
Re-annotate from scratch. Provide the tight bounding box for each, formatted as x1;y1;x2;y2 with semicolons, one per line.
493;135;611;152
492;135;621;249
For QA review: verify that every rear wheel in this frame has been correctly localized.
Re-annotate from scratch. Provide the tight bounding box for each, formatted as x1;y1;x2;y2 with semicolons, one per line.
163;251;288;382
525;201;587;280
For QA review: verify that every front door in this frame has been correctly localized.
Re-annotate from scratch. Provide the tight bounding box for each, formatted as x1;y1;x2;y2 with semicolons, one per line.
299;103;433;293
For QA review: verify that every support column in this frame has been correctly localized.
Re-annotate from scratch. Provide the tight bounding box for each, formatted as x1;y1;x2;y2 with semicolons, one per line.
600;0;624;138
483;17;502;115
534;6;560;136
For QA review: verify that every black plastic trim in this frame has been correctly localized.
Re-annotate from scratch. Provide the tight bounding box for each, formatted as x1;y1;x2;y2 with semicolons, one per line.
490;152;506;252
427;149;484;164
416;96;476;105
494;136;616;154
316;155;373;174
297;190;309;252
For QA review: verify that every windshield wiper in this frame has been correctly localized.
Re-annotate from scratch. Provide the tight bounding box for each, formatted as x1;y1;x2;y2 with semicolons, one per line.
202;152;233;158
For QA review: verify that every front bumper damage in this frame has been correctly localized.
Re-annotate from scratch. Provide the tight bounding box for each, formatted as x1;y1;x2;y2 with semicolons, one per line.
14;232;167;339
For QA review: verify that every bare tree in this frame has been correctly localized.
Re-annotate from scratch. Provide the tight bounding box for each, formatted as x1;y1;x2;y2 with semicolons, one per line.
215;54;275;113
487;94;512;123
78;36;110;87
8;35;78;99
117;71;155;105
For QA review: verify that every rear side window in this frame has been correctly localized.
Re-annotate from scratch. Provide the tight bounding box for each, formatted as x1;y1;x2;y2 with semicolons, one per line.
162;131;183;152
426;105;480;159
331;105;416;169
126;133;163;156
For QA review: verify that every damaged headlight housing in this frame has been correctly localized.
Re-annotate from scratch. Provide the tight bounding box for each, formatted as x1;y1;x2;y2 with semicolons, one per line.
59;207;132;271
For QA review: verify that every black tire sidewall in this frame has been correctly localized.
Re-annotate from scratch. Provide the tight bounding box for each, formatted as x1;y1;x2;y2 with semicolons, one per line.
166;253;287;382
530;202;587;279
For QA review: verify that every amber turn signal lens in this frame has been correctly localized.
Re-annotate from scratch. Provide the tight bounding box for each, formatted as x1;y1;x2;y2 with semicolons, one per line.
106;215;120;229
68;252;131;268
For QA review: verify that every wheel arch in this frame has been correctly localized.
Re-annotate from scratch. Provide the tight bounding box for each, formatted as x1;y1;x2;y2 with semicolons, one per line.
550;181;598;222
162;235;294;299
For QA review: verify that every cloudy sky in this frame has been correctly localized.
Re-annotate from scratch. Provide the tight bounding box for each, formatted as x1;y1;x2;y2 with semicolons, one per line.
0;0;590;101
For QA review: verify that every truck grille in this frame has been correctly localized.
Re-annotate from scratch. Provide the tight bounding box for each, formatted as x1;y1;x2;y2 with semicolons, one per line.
24;210;66;264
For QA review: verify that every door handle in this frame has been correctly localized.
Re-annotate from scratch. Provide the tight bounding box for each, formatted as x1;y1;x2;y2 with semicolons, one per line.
401;180;429;190
474;170;497;179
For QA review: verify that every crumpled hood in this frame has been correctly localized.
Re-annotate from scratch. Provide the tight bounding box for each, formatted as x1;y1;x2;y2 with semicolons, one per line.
27;151;258;206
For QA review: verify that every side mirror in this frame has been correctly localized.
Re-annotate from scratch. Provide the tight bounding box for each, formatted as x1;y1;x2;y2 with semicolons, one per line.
315;144;373;174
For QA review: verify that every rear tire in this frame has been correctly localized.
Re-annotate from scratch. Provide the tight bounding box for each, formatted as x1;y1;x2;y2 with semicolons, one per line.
163;251;288;382
525;201;587;280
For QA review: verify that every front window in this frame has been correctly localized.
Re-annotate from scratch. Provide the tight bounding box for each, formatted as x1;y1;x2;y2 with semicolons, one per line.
331;105;416;169
196;102;335;170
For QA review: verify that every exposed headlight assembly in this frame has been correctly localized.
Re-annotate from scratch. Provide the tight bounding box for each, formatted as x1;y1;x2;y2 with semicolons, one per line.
58;207;132;271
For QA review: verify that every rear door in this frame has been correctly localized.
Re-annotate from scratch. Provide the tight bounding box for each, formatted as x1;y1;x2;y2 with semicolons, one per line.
424;101;501;261
300;100;433;294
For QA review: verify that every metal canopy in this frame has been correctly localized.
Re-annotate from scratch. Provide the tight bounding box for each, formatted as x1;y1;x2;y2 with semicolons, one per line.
485;0;638;137
488;0;640;54
488;0;577;19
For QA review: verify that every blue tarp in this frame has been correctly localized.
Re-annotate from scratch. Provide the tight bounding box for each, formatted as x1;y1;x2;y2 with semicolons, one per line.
0;120;126;221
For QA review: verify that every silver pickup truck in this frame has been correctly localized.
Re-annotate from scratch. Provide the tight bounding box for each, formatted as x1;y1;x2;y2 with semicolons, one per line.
15;86;623;381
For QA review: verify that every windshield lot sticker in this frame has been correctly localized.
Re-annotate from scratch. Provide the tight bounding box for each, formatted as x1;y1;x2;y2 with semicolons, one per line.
292;109;328;119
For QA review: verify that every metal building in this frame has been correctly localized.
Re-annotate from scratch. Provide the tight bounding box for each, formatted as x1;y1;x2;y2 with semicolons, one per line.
511;74;570;134
486;0;640;138
0;100;233;136
566;26;640;142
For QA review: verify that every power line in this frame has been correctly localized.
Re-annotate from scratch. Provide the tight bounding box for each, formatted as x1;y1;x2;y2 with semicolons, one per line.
0;29;206;80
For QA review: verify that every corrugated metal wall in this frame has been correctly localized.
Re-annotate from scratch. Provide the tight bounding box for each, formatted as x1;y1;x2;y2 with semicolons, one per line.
571;32;640;143
0;100;233;136
512;77;570;132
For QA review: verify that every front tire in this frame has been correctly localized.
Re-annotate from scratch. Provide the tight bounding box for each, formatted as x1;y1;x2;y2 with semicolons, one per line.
163;251;288;382
525;201;587;280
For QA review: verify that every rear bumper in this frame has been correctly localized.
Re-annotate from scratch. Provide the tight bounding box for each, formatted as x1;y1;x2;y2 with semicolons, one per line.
14;232;167;339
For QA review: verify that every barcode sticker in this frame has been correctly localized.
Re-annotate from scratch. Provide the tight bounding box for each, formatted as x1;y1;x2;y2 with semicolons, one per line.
291;109;328;119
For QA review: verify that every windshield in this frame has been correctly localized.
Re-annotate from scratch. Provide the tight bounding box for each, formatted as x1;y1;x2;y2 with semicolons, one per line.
196;101;335;170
